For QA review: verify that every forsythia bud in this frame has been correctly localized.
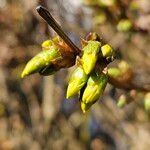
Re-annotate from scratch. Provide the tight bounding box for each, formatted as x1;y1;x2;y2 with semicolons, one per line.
21;48;62;78
118;61;130;73
81;101;92;113
108;67;122;78
42;40;53;50
117;19;132;32
144;93;150;111
66;67;88;99
101;44;113;58
82;72;108;105
82;41;101;74
117;95;127;108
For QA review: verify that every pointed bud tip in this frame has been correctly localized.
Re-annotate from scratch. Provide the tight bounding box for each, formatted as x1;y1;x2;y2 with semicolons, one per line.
117;95;127;108
21;71;27;78
66;88;75;99
82;110;86;114
81;102;91;113
66;94;71;99
84;68;90;75
81;106;86;114
66;88;73;99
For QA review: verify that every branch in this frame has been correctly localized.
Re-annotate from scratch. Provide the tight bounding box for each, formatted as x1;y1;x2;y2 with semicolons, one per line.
36;5;81;55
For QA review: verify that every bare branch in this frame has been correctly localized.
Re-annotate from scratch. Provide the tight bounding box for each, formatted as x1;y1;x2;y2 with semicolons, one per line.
36;5;81;55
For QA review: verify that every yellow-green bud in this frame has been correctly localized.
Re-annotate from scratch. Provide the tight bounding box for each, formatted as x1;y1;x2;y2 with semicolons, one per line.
82;72;108;104
108;67;122;78
118;61;130;73
101;44;113;58
144;93;150;111
117;19;132;32
117;95;127;108
82;41;101;74
98;0;116;7
66;67;88;99
21;48;62;78
42;40;53;50
81;102;92;113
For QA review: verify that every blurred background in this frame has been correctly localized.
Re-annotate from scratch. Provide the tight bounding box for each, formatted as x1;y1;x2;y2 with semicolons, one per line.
0;0;150;149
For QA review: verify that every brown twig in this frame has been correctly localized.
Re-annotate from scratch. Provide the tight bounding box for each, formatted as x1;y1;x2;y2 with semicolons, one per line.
36;5;81;55
108;77;150;92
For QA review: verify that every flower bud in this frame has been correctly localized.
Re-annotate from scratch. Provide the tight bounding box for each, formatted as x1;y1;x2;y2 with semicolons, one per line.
101;44;113;58
81;101;92;113
66;67;88;99
82;72;108;104
108;67;122;78
21;48;62;78
144;93;150;111
117;95;127;108
117;19;132;32
82;41;101;74
118;61;130;73
42;40;53;50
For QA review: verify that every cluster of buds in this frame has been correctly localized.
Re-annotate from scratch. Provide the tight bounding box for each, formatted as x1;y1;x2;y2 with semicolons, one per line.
21;6;150;114
21;36;76;78
66;33;114;113
21;32;115;113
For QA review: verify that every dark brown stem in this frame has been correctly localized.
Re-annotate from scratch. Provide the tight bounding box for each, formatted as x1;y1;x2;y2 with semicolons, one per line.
36;5;80;55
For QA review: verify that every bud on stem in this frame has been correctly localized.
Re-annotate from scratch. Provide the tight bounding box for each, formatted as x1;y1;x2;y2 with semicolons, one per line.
101;44;113;58
117;94;127;108
21;48;62;78
108;67;122;78
144;93;150;111
81;101;93;113
82;72;108;106
42;40;53;50
66;67;88;98
82;41;101;74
